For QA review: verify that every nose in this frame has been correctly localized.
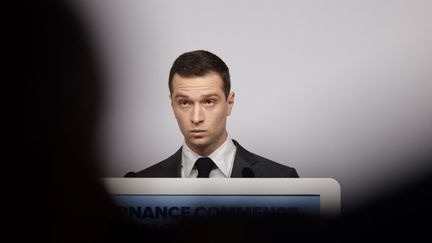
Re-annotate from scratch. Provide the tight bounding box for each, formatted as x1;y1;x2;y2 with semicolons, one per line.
191;104;204;125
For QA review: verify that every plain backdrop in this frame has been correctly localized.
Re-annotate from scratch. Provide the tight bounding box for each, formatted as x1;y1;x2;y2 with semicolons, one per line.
70;0;432;212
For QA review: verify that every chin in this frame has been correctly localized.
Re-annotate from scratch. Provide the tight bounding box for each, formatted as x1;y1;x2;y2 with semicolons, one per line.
189;138;210;147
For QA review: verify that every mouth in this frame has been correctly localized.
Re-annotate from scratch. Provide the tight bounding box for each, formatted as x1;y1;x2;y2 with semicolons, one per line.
191;129;206;133
190;130;206;136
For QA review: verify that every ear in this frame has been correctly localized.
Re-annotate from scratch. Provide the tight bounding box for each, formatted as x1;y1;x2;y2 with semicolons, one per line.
227;92;235;116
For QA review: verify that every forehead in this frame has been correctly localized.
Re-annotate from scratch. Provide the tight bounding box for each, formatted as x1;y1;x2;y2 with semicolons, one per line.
171;72;224;95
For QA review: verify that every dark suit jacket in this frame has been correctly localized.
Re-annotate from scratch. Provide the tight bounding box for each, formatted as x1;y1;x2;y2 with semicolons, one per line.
125;140;299;178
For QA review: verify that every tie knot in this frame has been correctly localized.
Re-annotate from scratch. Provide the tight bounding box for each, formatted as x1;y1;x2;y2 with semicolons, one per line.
195;157;215;178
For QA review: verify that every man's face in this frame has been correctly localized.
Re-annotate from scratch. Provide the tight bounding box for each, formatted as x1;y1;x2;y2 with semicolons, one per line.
170;72;234;156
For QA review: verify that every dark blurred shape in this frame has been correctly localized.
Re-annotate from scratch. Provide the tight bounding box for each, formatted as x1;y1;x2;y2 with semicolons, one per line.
29;1;157;242
338;171;432;242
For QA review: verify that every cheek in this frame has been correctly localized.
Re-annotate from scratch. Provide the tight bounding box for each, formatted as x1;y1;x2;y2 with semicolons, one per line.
212;109;228;126
174;110;187;126
177;113;189;125
173;108;185;120
221;105;230;118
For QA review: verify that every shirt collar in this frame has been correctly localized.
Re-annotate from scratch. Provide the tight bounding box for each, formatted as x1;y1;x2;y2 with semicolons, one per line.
182;136;236;177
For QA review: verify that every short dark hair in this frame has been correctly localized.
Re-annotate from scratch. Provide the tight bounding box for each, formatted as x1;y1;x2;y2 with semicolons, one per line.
168;50;231;99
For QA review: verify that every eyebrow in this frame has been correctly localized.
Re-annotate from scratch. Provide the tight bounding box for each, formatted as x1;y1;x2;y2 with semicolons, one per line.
174;93;221;99
201;93;220;99
174;94;189;99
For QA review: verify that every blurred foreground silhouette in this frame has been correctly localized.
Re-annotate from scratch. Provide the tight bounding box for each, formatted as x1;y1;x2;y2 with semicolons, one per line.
26;1;431;242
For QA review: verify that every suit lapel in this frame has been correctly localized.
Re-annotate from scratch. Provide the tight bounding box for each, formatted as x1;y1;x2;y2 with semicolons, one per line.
231;140;258;178
159;147;182;177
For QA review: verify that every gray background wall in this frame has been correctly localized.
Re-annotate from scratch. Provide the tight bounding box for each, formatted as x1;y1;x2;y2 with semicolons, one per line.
71;0;432;212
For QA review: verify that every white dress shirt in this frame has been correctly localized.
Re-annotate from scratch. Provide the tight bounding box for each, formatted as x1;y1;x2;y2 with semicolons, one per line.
181;136;237;178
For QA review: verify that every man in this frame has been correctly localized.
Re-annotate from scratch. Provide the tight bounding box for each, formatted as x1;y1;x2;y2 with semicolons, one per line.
125;50;298;178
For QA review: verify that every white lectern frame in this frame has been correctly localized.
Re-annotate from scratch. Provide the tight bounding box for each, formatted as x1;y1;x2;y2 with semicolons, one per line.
103;178;341;217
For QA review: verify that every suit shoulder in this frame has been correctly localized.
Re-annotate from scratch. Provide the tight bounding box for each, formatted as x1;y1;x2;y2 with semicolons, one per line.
251;153;299;178
133;160;167;177
124;149;181;177
232;140;299;178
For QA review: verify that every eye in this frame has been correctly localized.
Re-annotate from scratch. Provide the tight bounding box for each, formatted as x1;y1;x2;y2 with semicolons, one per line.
205;99;216;106
178;100;190;107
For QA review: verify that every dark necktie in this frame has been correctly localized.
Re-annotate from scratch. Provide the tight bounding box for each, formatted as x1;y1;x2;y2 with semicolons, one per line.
195;157;215;178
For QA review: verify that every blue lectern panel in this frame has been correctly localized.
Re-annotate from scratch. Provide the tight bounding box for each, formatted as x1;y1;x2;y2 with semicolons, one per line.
113;195;320;225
